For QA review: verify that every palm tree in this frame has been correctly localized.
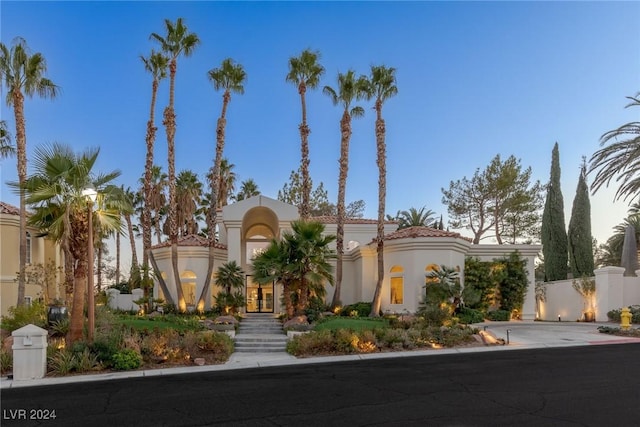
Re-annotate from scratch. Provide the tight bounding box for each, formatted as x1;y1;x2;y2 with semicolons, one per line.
197;58;245;312
147;165;168;244
213;261;245;314
17;143;126;344
151;18;200;312
363;65;398;317
323;69;366;308
0;120;15;158
589;93;640;202
140;49;168;271
283;220;336;314
396;207;436;230
121;186;140;273
218;158;237;207
0;37;59;307
252;239;296;318
286;49;325;219
176;169;202;236
252;220;335;318
235;178;260;201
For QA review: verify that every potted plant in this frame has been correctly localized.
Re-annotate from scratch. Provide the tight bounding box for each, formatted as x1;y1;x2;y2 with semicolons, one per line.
572;276;596;322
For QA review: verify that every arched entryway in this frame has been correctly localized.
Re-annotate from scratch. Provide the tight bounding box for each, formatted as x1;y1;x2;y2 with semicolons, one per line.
242;207;279;313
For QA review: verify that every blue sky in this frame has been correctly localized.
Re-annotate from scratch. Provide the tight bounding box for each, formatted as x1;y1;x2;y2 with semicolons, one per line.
1;1;639;251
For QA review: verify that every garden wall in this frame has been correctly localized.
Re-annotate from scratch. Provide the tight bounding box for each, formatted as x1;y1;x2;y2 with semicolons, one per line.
106;288;143;312
540;267;640;322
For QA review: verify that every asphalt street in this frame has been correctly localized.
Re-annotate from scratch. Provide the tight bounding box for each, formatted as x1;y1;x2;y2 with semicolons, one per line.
2;343;639;427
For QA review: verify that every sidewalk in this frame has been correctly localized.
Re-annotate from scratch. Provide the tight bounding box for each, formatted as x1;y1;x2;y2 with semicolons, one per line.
2;321;639;389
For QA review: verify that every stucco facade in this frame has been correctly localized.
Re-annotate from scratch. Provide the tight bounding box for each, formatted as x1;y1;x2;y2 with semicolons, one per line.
150;196;541;319
0;202;64;317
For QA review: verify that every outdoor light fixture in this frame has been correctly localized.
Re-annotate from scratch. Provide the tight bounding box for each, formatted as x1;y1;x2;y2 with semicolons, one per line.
83;186;97;342
558;315;561;322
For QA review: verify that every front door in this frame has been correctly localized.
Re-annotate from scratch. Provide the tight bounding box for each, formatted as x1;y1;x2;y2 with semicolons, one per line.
246;276;274;313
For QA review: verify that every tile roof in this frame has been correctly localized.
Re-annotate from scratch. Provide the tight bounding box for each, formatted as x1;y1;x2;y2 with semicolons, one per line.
152;234;228;250
311;215;397;225
0;201;20;215
382;226;471;241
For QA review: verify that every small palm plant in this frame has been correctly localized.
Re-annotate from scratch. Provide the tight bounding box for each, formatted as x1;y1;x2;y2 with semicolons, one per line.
214;261;245;315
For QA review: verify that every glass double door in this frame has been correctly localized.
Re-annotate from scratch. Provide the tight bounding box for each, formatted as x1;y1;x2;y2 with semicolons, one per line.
246;276;274;313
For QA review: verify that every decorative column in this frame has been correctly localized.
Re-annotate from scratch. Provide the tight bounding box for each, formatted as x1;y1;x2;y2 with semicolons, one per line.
594;266;625;322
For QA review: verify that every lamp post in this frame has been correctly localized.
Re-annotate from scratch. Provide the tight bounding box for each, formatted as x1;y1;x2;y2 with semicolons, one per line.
82;187;97;342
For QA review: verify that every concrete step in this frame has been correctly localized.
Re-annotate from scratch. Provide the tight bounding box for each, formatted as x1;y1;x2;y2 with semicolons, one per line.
235;335;288;343
238;329;284;335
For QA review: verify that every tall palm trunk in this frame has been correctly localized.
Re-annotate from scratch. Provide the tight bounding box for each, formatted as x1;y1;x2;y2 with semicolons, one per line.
143;78;159;269
197;91;229;311
332;111;351;308
13;90;27;306
370;102;386;317
298;83;311;219
164;58;185;311
97;244;103;292
125;213;139;272
62;210;74;304
116;231;121;285
68;211;90;344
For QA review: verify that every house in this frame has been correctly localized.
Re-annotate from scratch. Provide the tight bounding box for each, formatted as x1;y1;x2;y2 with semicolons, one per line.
150;196;541;319
0;202;64;317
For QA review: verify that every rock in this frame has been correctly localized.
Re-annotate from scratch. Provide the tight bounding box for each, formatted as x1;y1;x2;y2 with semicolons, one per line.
478;330;505;346
283;315;309;330
214;316;238;325
202;319;216;330
194;358;205;366
147;311;162;319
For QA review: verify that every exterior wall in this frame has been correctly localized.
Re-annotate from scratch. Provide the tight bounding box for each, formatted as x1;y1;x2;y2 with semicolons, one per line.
539;279;585;321
538;268;640;322
106;288;144;312
151;246;227;311
1;209;63;317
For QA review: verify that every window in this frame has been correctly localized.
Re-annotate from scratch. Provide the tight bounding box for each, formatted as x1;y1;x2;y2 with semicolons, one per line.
180;270;197;307
390;265;404;304
26;231;32;264
24;296;32;307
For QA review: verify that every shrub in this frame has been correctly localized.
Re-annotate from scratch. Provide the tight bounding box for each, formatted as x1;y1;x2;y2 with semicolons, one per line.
340;302;372;318
111;349;142;371
194;331;234;359
139;329;184;363
0;300;47;332
49;317;70;337
486;310;511;321
48;349;76;375
456;308;485;324
305;296;328;323
73;348;101;373
376;328;412;350
607;305;640;323
418;305;451;327
0;347;12;374
286;330;335;356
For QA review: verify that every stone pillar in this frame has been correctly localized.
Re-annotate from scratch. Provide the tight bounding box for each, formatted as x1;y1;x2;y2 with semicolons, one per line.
521;254;537;320
594;266;625;322
12;324;48;380
226;223;242;266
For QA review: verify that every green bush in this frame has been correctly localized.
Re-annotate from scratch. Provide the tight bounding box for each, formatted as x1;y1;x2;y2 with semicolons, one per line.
456;307;485;324
486;310;511;321
0;300;47;332
111;349;142;371
428;325;476;347
376;328;412;350
194;331;234;358
340;302;372;317
0;347;12;374
286;330;335;356
607;306;640;323
418;305;451;327
49;318;69;337
48;349;76;375
305;296;328;323
73;348;101;373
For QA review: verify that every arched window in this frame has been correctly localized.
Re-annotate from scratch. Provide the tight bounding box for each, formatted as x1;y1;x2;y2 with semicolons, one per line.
181;270;197;307
25;231;32;264
390;265;404;304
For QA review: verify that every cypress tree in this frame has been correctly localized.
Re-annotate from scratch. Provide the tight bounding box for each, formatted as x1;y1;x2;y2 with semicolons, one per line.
568;159;594;277
541;142;568;281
